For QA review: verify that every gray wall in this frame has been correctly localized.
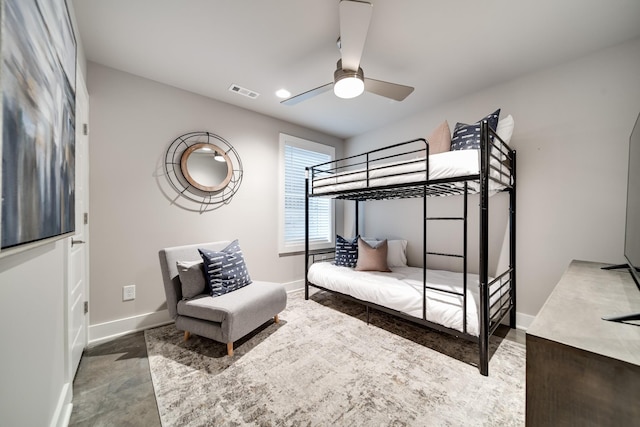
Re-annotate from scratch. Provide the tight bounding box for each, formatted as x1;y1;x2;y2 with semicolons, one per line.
86;63;343;329
345;37;640;322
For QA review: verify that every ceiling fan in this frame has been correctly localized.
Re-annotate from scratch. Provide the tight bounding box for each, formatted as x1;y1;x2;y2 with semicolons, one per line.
281;0;414;106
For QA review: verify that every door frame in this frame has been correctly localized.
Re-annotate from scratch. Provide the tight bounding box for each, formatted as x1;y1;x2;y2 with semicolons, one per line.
65;63;90;388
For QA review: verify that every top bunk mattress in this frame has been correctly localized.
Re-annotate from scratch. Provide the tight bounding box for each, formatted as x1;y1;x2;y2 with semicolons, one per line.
311;149;506;196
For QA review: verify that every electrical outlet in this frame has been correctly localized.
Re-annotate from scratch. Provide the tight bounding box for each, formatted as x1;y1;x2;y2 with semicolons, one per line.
123;285;136;301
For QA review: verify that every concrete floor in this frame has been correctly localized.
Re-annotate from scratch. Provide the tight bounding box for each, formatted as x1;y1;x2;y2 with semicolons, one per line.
68;331;161;427
68;323;525;426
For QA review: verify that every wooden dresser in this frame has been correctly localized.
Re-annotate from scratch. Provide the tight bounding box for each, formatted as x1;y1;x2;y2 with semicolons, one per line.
526;260;640;426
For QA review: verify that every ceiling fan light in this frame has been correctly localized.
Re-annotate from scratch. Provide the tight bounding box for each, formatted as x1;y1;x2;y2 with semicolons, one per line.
333;66;365;99
334;76;364;99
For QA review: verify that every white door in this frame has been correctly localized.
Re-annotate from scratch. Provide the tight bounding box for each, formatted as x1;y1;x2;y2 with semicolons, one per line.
67;67;90;379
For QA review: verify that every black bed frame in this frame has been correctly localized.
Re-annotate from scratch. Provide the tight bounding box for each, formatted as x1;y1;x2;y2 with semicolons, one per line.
304;121;516;376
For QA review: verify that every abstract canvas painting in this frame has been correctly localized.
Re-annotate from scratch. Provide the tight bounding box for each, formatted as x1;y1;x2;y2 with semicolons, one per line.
1;0;76;251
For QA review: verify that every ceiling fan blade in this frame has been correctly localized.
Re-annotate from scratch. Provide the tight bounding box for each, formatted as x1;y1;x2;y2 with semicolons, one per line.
280;82;333;105
339;0;372;71
364;78;415;101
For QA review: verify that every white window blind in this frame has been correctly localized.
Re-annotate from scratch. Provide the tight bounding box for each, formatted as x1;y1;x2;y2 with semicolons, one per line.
279;134;334;254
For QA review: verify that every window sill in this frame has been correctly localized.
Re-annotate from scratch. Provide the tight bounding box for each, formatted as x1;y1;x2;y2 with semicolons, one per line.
278;247;334;258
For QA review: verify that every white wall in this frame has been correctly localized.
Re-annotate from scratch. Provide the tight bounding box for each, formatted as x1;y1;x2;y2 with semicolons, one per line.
86;63;343;336
345;37;640;321
0;243;69;426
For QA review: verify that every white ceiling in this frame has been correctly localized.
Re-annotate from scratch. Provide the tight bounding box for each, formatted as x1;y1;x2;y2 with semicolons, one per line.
72;0;640;139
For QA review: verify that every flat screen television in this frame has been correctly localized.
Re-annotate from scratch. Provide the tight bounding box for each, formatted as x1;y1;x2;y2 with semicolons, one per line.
603;111;640;322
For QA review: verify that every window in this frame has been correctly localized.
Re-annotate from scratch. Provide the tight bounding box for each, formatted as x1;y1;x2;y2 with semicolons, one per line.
279;134;335;254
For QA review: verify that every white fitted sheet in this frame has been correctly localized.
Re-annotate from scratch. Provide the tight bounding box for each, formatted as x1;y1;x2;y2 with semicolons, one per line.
308;263;504;336
311;149;507;195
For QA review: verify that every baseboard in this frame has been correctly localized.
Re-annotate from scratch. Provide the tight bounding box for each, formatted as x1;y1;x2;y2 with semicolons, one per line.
51;382;72;427
88;309;173;346
283;279;304;293
515;312;535;331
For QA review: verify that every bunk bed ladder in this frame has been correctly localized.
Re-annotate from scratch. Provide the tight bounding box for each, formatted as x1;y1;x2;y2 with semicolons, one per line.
424;182;469;335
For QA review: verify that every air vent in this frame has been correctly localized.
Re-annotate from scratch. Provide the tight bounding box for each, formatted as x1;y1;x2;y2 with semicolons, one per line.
228;84;260;99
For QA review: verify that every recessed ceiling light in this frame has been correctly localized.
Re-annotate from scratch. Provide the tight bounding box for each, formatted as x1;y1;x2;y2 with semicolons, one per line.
275;89;291;99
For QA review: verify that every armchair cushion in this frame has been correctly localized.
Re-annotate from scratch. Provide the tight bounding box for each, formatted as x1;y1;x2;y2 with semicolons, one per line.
176;281;286;340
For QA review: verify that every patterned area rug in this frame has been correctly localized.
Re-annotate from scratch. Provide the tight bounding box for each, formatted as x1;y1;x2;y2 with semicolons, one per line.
145;290;525;426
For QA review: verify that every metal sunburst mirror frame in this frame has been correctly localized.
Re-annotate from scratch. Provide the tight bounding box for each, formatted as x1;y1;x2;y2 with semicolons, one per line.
164;131;243;207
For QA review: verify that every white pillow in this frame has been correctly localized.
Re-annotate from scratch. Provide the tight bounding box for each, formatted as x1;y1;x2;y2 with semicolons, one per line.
361;238;408;267
387;240;408;267
496;114;514;145
493;115;514;161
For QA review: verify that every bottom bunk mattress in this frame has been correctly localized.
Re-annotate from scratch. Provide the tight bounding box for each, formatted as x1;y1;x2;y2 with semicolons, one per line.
307;263;502;336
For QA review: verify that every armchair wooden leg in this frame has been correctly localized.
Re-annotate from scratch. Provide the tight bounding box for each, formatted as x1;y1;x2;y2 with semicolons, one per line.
227;342;234;357
274;314;279;324
184;331;191;341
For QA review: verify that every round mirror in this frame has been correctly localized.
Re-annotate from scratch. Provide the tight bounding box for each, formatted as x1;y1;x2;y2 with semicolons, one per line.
165;131;244;209
180;143;232;192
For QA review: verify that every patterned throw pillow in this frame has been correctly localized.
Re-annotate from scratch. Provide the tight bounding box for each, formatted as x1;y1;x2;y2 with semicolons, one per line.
198;240;252;297
334;235;358;267
450;109;501;151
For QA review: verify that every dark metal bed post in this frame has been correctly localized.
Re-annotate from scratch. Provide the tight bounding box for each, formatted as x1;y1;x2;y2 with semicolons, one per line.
509;150;517;328
355;200;360;236
463;181;468;335
423;139;429;321
305;167;310;300
423;185;427;321
478;121;491;376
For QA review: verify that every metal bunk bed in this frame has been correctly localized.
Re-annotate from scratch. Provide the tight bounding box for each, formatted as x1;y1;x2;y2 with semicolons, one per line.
304;121;516;376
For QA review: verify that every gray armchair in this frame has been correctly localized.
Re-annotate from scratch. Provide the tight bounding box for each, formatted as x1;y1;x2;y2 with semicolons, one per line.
159;241;287;356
